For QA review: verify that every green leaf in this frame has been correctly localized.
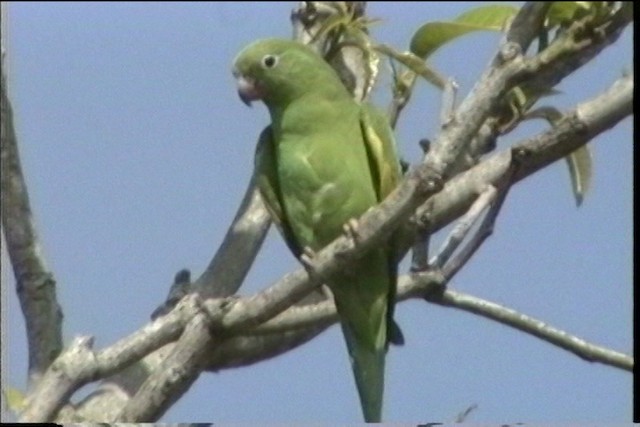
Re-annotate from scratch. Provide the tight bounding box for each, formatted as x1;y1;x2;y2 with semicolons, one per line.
566;145;592;206
375;44;447;89
410;5;518;59
514;106;593;206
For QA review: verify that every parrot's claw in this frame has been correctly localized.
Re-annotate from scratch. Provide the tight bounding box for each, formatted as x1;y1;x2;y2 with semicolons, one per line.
300;246;319;277
321;284;334;300
335;218;361;259
342;218;361;244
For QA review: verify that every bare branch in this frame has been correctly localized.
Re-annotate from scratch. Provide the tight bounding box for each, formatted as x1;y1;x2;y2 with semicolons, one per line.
19;336;94;422
69;322;330;421
116;312;212;422
1;37;63;388
429;288;633;372
192;174;271;299
19;294;201;422
429;185;497;269
203;321;329;371
440;147;519;280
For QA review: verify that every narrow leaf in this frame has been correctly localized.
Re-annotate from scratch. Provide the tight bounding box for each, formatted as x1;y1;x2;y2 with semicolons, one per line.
566;145;593;206
410;5;518;59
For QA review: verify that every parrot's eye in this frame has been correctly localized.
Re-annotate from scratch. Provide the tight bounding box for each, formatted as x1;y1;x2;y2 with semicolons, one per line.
261;54;279;69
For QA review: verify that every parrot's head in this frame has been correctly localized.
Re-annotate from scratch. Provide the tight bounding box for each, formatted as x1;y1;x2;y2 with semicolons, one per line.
232;38;347;109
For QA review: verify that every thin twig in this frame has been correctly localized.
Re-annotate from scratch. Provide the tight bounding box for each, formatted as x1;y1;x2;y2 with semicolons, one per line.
441;148;520;280
430;185;497;269
439;78;459;128
453;403;478;423
433;288;633;371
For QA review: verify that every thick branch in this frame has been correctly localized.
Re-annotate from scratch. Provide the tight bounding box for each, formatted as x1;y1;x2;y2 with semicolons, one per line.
116;312;212;422
192;174;271;299
18;336;94;421
18;294;201;422
68;320;330;421
1;50;63;387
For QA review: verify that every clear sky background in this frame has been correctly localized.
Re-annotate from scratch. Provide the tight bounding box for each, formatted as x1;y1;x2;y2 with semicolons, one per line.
2;2;633;423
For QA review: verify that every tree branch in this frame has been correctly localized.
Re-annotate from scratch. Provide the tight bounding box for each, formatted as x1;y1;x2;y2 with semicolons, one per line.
19;294;201;422
411;73;633;246
1;34;63;388
429;185;497;270
116;312;212;422
68;320;329;421
428;287;633;372
433;1;631;177
18;336;94;421
192;174;271;299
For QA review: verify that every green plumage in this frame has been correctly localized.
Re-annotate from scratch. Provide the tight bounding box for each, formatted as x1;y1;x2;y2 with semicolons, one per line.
233;38;403;422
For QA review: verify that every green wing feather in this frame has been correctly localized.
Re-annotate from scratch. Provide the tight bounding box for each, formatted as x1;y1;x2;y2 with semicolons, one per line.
360;103;403;199
360;104;405;347
254;125;303;258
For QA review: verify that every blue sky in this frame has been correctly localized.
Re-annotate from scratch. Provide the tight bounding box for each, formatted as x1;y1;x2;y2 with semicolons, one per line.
2;2;632;423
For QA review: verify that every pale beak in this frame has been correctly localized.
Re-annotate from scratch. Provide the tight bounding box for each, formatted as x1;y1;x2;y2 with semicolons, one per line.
234;72;262;106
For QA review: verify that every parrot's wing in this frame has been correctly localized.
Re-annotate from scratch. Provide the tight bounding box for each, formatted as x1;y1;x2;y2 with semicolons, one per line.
254;126;303;258
360;104;402;201
359;105;405;347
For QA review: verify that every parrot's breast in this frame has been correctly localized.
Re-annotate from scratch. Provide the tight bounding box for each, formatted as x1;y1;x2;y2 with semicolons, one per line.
277;131;377;250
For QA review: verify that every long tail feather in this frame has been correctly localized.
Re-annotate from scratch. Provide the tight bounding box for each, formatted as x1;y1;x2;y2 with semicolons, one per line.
331;249;391;422
340;320;385;422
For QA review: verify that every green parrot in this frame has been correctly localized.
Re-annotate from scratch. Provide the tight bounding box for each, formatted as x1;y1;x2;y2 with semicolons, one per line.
233;38;403;422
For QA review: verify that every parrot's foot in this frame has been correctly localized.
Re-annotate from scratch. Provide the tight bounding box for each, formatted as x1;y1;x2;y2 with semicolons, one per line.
342;218;361;244
334;218;361;259
300;246;319;277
